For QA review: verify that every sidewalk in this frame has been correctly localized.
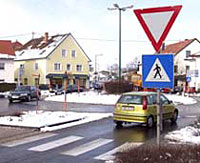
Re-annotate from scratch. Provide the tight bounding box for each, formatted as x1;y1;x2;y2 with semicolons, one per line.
0;126;40;144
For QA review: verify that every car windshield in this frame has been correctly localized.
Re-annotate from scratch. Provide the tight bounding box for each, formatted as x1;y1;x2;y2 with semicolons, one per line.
118;95;142;104
15;86;30;91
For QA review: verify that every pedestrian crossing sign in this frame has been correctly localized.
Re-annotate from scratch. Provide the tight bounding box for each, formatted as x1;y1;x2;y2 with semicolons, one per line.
142;54;174;88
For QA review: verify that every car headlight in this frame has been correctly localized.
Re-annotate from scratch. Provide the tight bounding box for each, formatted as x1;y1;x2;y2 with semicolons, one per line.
21;93;28;96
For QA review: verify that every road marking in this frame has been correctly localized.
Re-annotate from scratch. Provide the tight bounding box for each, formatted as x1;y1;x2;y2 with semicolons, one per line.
1;133;57;147
95;142;143;161
62;138;113;156
28;135;83;152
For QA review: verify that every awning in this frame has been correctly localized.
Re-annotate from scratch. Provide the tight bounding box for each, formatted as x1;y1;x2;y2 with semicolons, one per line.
46;73;89;79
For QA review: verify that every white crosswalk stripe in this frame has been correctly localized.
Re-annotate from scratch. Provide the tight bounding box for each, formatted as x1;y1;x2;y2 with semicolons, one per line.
95;142;143;161
94;142;129;161
1;133;57;147
61;138;113;156
28;135;83;152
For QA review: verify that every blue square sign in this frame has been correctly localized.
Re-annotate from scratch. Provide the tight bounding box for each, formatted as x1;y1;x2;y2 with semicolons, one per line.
142;54;174;88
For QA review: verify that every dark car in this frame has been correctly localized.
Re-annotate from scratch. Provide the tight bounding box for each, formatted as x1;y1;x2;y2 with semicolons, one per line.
172;86;183;94
62;84;84;94
8;86;41;103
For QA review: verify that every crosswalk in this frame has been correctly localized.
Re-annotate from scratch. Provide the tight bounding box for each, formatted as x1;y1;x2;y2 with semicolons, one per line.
1;133;143;161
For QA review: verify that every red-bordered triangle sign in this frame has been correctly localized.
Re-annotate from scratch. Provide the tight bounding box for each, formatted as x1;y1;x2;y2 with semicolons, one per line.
134;5;182;52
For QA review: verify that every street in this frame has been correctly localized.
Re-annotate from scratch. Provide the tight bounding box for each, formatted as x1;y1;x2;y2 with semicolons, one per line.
0;97;200;162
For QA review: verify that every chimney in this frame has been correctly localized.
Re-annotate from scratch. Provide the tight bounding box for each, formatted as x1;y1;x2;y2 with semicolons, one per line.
44;32;48;44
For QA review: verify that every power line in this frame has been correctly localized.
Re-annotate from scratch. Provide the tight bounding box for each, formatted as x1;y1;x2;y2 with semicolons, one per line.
0;32;183;43
0;33;32;39
77;37;181;43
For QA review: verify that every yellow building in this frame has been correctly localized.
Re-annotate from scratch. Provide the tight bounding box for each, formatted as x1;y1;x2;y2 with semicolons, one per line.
14;33;91;88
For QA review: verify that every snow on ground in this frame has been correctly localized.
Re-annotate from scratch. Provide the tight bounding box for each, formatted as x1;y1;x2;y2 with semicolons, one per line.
44;91;197;105
44;91;120;105
164;93;197;105
0;110;112;131
0;90;198;133
165;125;200;144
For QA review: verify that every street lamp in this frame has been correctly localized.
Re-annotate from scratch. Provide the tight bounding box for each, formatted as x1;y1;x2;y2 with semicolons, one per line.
95;54;103;82
108;4;133;81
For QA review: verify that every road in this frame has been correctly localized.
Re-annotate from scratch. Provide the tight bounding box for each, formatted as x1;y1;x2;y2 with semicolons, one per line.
0;97;200;162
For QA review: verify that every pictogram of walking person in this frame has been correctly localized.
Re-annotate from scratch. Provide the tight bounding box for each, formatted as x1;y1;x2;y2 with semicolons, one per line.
153;64;162;79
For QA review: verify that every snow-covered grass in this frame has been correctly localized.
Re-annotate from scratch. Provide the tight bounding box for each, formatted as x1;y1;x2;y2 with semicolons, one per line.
165;118;200;145
0;110;112;131
44;91;197;105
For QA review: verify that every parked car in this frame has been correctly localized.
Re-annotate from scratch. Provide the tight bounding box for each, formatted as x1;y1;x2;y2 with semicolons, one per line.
113;91;178;128
172;86;183;94
49;87;63;95
62;84;84;94
161;88;172;93
8;85;41;103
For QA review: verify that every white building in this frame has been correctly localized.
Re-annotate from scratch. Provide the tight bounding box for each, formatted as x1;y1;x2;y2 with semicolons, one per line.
160;38;200;91
0;40;15;83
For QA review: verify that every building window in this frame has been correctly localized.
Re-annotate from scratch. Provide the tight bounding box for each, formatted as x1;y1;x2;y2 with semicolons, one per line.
35;78;39;86
186;65;190;73
24;78;28;85
71;50;76;58
66;64;71;71
20;64;24;69
186;50;191;58
35;63;39;70
0;63;5;70
76;64;82;72
54;63;61;71
62;49;66;57
174;65;178;73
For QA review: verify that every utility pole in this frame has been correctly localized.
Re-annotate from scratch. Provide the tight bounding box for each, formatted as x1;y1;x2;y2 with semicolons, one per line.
108;4;133;81
95;54;103;83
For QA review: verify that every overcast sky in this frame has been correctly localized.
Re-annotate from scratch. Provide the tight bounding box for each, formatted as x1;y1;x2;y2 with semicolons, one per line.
0;0;199;70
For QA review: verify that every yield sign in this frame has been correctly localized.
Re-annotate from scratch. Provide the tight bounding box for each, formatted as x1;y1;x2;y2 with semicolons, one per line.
134;5;182;52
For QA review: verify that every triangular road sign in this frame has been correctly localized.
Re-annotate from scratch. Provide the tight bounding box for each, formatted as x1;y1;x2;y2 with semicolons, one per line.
134;5;182;52
145;58;170;82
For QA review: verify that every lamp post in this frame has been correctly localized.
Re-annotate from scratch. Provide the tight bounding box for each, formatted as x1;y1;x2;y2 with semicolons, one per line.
108;4;133;81
95;54;103;82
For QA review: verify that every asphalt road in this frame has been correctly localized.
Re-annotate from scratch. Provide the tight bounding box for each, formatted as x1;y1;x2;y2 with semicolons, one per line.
0;97;200;162
0;98;114;115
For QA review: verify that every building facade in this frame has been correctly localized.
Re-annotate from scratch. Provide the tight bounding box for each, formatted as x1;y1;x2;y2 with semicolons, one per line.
160;38;200;91
14;33;91;88
0;40;15;83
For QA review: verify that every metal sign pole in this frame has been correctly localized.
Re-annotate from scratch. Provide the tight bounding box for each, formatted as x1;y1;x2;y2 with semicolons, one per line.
64;71;68;111
156;88;161;145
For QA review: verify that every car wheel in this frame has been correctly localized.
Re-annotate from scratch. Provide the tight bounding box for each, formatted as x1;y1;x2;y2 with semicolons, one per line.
9;99;13;103
115;121;123;127
171;109;178;123
27;95;31;102
147;116;154;128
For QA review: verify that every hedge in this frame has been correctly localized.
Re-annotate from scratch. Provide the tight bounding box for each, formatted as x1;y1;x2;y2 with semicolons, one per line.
104;80;134;94
0;83;16;92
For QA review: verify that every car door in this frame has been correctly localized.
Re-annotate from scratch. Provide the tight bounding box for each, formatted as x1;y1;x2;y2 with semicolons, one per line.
147;94;157;118
160;94;172;119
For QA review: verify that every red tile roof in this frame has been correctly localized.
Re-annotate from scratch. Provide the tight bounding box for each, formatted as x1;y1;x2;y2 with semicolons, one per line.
12;41;23;51
0;40;15;56
159;39;198;55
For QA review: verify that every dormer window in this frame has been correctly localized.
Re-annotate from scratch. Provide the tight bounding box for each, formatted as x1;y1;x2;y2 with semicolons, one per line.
186;50;191;58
